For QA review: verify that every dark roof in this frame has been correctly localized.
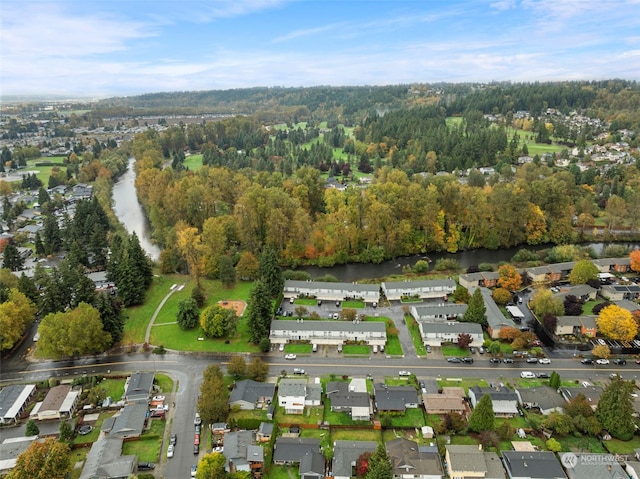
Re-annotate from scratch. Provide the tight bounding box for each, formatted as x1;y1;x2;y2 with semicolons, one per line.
223;430;255;469
501;451;567;479
229;380;275;405
273;437;320;464
258;422;274;436
470;385;518;402
326;381;370;408
386;438;444;477
332;441;377;478
107;403;147;438
516;386;566;412
80;436;137;479
124;372;154;402
299;450;325;476
374;385;418;411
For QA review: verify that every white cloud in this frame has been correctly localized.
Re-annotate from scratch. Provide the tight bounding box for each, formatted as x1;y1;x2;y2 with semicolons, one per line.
272;22;347;43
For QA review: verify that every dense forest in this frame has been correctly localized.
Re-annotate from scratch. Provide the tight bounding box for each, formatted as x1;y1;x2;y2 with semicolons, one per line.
115;80;640;276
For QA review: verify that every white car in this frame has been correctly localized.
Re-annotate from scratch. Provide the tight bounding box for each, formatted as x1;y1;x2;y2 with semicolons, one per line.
538;358;551;364
152;395;165;402
167;445;174;458
278;343;285;352
520;371;536;378
596;359;610;365
285;353;297;360
398;371;411;377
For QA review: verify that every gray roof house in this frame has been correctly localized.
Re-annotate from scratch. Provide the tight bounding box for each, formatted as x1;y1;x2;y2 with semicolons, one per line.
559;386;603;410
386;438;444;479
418;321;483;347
123;372;154;403
501;451;567;479
0;384;36;424
469;386;519;418
270;320;386;347
515;386;565;415
411;303;468;322
223;430;264;472
229;380;275;410
257;422;274;443
79;437;137;479
553;284;597;302
326;381;371;421
561;453;627;479
479;287;517;339
381;279;456;301
299;449;326;479
601;284;640;301
102;403;147;439
458;271;500;290
445;445;506;479
283;280;379;303
332;440;378;479
374;384;419;413
273;437;321;465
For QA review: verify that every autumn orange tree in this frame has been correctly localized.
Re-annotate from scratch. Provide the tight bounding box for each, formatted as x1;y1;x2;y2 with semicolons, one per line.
7;437;71;479
497;264;522;291
631;250;640;273
596;305;638;341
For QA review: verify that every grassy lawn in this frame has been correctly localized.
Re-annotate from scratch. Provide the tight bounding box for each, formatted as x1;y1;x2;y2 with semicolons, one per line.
331;428;382;443
582;300;603;315
557;435;607;453
69;447;91;479
228;408;270;422
97;378;125;401
24;157;68;185
343;344;370;355
183;154;203;170
604;436;640;454
294;298;317;306
441;345;470;357
405;315;427;356
323;399;371;426
275;406;323;425
268;465;297;479
155;373;174;394
446;117;464;128
122;419;166;462
342;300;365;308
73;412;111;445
382;428;430;444
503;126;565;155
380;408;426;428
438;378;488;394
385;334;403;356
285;343;312;354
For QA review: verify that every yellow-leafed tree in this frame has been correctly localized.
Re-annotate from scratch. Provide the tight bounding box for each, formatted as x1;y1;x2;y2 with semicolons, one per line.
596;305;638;341
498;264;522;291
630;250;640;273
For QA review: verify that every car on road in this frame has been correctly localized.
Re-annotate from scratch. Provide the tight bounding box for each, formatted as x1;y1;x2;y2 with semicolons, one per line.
461;357;474;363
191;464;198;477
418;380;426;389
614;358;627;365
526;357;538;363
596;359;610;365
398;371;411;377
502;358;514;364
293;368;305;375
447;357;461;363
581;358;594;364
195;424;201;435
138;462;155;471
537;372;550;378
194;413;202;425
520;371;536;378
489;357;501;363
167;445;174;458
193;444;200;455
285;354;297;360
538;358;551;364
169;434;177;446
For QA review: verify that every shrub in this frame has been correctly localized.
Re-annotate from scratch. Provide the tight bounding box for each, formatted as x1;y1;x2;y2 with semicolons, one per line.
478;263;494;272
434;258;460;272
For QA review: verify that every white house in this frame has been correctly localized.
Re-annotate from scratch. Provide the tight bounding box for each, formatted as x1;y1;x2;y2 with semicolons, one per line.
418;321;483;347
381;279;456;301
278;379;321;415
269;320;386;347
283;280;379;303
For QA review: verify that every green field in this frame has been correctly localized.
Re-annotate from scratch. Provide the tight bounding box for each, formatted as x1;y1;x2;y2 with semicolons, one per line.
22;157;69;185
504;126;565;155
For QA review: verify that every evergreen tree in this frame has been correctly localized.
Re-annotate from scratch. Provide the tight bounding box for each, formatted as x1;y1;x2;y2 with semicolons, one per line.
596;377;636;440
366;444;393;479
219;255;236;288
463;288;487;325
34;231;45;257
2;243;24;271
549;371;561;389
25;419;39;436
176;297;200;329
95;292;124;345
258;246;283;298
59;421;73;443
42;214;62;255
17;273;39;305
128;232;153;289
246;280;272;343
469;393;495;432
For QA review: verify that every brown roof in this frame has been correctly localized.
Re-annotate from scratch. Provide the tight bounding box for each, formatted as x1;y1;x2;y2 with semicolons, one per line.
40;385;71;412
422;395;467;414
442;387;465;398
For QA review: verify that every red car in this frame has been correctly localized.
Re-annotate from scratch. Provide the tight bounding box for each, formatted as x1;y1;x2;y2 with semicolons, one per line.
194;434;200;446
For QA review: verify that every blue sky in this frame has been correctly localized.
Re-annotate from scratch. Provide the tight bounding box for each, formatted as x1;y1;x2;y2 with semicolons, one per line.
1;0;639;98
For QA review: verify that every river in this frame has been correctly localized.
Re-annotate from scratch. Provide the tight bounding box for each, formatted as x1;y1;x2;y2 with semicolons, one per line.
111;159;161;261
110;160;637;278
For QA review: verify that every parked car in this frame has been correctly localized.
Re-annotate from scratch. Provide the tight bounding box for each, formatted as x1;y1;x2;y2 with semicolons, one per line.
195;424;201;435
285;354;297;360
537;372;550;378
398;371;411;377
447;357;461;363
526;357;538;363
169;434;177;446
581;358;594;365
191;464;198;477
469;346;476;354
278;343;285;352
596;359;610;365
538;358;551;364
520;371;536;379
194;434;200;446
167;445;174;458
293;368;305;375
312;344;318;352
138;462;155;471
194;413;201;425
461;357;474;363
337;344;343;353
426;345;432;353
372;345;379;353
478;346;485;354
502;358;514;364
152;395;165;402
489;357;501;364
193;444;200;455
614;358;627;365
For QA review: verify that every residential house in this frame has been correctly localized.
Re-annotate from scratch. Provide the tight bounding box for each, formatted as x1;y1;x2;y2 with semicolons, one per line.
381;279;456;301
374;384;419;414
445;444;506;479
410;303;468;322
479;288;517;339
283;280;379;303
469;386;519;418
332;441;378;479
0;436;38;475
501;451;567;479
273;437;321;465
79;437;137;479
299;449;325;479
555;316;597;337
559;386;603;410
123;372;154;403
515;386;565;416
561;453;627;479
614;300;640;314
554;285;597;302
31;384;80;421
525;262;574;284
229;380;275;411
100;404;147;439
458;272;500;290
386;438;444;479
418;321;484;347
593;257;631;273
422;387;470;417
86;271;116;292
326;379;371;421
601;284;640;301
223;430;264;474
0;384;36;424
256;422;273;443
278;379;321;415
269;320;386;348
